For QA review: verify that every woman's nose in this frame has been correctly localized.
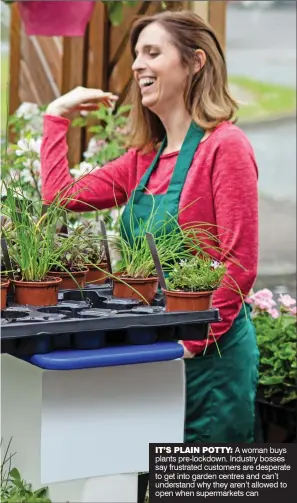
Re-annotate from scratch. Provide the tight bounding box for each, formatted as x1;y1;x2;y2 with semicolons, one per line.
132;54;146;72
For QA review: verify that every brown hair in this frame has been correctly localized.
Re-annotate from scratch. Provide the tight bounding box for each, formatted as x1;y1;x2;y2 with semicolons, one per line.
125;10;238;153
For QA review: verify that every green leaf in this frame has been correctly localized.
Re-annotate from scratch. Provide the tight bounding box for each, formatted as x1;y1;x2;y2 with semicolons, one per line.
88;126;102;134
9;468;21;480
71;117;87;128
281;315;297;329
32;487;49;497
281;390;297;404
259;375;285;385
117;104;132;115
123;1;138;6
108;2;124;26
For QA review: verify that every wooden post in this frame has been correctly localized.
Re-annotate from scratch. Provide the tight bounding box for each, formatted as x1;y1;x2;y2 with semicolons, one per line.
8;4;21;117
190;1;227;51
208;1;227;52
61;36;86;166
190;1;209;21
84;1;109;150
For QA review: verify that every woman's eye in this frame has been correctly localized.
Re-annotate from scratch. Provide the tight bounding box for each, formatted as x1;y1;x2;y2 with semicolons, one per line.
149;52;159;58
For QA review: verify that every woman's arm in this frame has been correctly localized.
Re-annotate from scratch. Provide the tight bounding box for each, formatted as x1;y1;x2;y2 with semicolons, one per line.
41;114;136;212
183;128;259;355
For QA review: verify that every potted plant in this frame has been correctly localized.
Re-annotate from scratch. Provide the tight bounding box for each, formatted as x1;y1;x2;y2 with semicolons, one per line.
248;289;297;441
163;255;226;312
0;246;10;310
112;235;159;304
1;188;64;307
3;1;151;36
74;223;109;285
47;235;89;290
0;277;10;310
110;219;196;305
15;0;95;37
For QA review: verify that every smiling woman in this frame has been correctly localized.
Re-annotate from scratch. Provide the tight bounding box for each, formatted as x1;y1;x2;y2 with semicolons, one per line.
127;12;237;153
41;10;259;446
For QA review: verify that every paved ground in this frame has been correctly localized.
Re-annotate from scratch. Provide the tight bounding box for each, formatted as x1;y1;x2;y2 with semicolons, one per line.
226;3;296;290
226;2;296;87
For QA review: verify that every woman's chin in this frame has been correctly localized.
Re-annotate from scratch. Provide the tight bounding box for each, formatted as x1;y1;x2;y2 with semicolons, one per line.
141;94;159;110
141;93;158;108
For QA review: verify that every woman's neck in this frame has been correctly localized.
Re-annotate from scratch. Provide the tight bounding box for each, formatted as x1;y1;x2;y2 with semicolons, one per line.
158;108;192;155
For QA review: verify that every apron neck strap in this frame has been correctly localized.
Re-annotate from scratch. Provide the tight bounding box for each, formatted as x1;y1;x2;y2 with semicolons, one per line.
134;121;204;198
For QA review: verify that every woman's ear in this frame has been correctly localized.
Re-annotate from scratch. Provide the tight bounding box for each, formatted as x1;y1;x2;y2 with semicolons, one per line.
194;49;206;74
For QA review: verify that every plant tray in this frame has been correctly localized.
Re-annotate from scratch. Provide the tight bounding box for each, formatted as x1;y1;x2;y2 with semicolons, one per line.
256;395;296;434
1;284;220;356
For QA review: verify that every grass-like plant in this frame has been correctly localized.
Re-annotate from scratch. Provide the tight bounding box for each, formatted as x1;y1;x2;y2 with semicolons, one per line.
0;184;83;281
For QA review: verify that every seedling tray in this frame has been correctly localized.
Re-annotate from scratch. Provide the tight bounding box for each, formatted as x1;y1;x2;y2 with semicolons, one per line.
1;284;220;355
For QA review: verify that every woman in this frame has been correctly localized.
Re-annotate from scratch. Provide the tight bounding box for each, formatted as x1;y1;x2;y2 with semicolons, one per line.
41;11;259;442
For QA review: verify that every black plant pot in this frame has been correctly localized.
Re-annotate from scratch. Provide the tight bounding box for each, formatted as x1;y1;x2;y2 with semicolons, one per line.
256;389;296;443
138;473;149;503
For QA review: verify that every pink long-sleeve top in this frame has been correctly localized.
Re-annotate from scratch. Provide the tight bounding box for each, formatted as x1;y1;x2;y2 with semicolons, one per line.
41;115;259;354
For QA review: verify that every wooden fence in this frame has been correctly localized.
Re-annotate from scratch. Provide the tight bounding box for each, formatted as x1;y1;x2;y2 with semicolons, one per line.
8;1;226;165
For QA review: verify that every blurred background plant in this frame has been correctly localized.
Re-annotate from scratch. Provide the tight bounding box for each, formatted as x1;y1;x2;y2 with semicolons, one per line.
1;101;129;243
247;288;297;405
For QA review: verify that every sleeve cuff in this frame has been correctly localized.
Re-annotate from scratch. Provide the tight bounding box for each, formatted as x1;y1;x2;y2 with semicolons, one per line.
183;340;206;355
44;114;70;126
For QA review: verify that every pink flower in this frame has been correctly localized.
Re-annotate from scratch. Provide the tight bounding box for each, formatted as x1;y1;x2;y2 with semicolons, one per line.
256;299;276;310
268;308;279;319
278;294;296;308
289;306;297;317
253;288;274;300
247;289;276;312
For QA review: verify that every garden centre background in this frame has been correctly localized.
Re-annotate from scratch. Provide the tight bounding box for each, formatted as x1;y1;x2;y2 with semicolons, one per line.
1;0;296;296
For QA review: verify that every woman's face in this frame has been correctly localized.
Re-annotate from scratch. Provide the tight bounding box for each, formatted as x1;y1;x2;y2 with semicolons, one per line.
132;23;189;115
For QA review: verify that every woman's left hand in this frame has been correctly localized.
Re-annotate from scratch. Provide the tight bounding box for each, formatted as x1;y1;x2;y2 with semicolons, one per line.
178;340;196;359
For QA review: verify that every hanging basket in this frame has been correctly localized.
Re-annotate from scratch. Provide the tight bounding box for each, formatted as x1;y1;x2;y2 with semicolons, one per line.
17;1;95;37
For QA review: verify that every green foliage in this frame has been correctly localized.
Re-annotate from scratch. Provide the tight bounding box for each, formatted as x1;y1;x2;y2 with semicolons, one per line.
166;256;226;292
254;311;297;405
51;234;87;273
0;185;89;280
71;104;131;168
106;1;168;26
71;104;131;236
1;105;44;201
1;439;51;503
74;222;106;265
112;198;202;278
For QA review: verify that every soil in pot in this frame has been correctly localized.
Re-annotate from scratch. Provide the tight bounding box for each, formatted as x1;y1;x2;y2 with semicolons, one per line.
12;277;62;307
85;262;109;285
113;275;158;304
47;268;89;290
163;289;214;312
1;278;10;310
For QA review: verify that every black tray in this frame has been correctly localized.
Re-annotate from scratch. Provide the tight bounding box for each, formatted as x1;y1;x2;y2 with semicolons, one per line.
1;285;220;355
256;390;296;442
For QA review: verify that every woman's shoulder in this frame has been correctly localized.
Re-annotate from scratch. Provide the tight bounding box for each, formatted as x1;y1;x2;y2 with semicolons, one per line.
125;146;156;165
205;121;255;153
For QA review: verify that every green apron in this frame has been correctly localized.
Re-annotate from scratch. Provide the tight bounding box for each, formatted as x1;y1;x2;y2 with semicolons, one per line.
121;121;259;442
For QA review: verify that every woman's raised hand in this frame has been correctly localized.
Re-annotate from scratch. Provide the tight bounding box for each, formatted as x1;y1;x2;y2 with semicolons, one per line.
46;87;119;117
